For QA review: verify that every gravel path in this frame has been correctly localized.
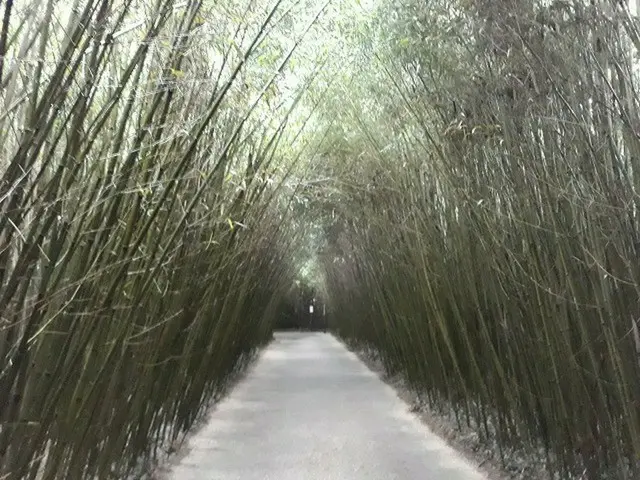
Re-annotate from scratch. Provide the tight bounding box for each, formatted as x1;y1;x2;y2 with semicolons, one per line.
159;332;488;480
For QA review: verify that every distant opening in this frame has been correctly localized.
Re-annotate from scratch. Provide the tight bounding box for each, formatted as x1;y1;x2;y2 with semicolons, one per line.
275;283;328;332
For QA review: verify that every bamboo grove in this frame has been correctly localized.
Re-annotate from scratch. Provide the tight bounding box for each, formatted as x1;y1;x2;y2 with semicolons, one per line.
318;0;640;478
0;0;331;477
3;0;640;479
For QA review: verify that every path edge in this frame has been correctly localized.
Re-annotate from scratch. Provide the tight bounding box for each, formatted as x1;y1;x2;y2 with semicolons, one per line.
336;336;540;480
146;346;266;480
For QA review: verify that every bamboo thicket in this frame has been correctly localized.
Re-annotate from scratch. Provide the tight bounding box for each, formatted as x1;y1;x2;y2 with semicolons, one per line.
0;0;327;477
317;0;640;478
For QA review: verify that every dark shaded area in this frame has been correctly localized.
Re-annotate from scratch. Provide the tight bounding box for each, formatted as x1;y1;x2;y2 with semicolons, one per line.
275;283;327;331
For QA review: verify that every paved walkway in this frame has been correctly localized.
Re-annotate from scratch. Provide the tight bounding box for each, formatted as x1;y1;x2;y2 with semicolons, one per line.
160;332;488;480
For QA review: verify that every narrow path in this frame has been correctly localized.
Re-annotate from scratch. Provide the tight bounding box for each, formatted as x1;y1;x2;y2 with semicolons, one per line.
160;332;488;480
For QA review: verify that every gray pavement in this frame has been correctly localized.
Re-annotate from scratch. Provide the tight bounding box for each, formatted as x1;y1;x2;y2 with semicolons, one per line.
161;332;488;480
